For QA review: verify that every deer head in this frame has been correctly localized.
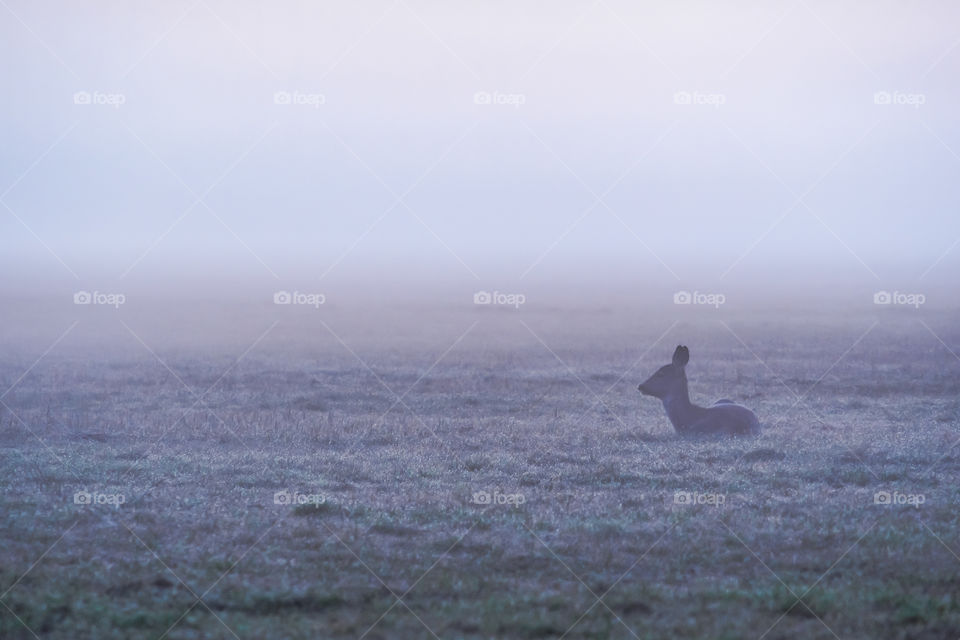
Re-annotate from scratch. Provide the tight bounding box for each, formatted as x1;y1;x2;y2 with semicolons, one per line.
637;345;689;399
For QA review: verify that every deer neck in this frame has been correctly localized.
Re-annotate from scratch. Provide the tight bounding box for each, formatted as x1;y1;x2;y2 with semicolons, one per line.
661;376;704;431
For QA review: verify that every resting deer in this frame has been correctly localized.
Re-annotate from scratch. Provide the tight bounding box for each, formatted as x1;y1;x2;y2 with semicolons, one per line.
637;345;761;436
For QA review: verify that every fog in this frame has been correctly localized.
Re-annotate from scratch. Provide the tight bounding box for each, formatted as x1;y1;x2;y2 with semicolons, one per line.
2;1;959;301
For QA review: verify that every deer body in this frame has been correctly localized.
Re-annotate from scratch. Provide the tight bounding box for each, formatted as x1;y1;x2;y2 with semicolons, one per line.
637;346;761;437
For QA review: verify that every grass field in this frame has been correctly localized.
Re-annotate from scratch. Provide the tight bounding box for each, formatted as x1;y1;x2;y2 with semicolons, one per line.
1;302;959;639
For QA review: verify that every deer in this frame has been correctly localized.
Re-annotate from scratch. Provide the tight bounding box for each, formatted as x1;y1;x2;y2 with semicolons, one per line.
637;345;761;437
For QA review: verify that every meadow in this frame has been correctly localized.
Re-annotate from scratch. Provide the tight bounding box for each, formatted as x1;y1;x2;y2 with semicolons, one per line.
1;300;958;639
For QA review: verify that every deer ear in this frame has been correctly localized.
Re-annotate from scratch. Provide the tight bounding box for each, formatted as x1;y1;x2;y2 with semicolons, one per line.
672;345;689;367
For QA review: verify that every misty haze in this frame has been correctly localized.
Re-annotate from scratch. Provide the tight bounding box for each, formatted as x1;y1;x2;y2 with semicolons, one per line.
2;2;959;639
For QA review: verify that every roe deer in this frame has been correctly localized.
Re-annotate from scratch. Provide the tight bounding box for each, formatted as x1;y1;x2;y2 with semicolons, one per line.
637;345;760;436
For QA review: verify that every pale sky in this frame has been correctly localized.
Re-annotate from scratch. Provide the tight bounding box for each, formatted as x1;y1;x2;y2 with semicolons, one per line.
2;1;959;292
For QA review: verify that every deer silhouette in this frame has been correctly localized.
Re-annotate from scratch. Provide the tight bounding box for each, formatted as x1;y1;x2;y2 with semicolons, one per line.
637;345;761;436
